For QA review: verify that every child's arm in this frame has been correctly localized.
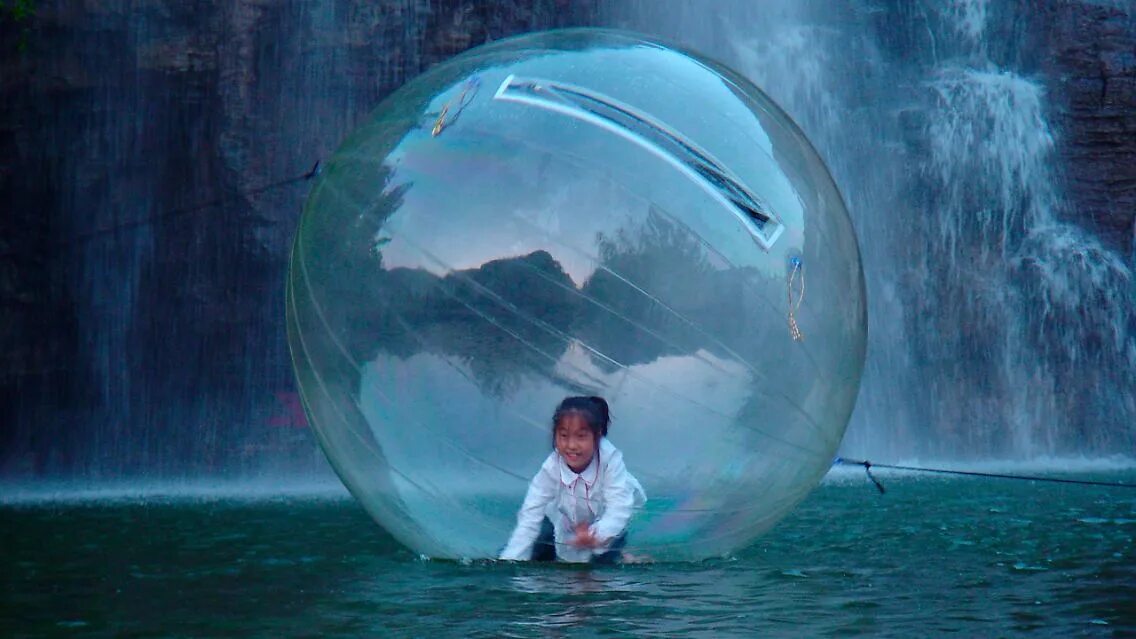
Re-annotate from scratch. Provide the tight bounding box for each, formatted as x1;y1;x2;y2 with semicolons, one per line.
499;460;557;561
589;448;636;546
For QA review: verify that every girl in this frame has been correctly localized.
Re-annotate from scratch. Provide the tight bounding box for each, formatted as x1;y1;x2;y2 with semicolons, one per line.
500;396;646;563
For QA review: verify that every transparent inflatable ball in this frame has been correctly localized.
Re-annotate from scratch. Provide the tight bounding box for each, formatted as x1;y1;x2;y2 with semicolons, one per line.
287;28;867;561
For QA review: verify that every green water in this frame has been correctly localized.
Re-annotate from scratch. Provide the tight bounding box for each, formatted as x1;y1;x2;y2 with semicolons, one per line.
2;473;1133;637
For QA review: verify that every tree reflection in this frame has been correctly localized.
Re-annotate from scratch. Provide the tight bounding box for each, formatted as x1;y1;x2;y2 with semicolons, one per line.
348;206;757;398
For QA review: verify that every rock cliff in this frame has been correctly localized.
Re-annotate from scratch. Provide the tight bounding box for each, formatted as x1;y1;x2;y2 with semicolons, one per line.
0;0;599;475
1042;1;1135;254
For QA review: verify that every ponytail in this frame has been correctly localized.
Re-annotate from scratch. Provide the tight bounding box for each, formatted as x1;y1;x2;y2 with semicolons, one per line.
587;396;610;436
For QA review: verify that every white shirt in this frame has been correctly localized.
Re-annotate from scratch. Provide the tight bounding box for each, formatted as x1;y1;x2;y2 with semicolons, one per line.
500;438;647;562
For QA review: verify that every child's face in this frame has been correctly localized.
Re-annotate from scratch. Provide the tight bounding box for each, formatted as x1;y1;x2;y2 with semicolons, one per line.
555;414;596;473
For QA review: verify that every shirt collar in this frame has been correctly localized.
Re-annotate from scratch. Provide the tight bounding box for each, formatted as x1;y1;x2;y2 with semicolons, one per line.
558;452;598;486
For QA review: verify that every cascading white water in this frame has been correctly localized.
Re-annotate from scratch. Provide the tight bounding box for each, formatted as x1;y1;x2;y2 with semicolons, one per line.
605;0;1136;459
926;66;1055;262
916;4;1135;457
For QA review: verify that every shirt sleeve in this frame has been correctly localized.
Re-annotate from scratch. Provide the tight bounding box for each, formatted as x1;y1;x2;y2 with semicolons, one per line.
589;447;636;545
499;458;558;561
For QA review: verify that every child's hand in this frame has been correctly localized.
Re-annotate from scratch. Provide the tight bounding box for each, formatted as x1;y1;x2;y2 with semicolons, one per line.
572;523;599;548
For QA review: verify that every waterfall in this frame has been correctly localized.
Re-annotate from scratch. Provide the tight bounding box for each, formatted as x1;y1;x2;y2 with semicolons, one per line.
914;2;1135;458
2;1;605;479
4;1;1131;479
605;0;1136;459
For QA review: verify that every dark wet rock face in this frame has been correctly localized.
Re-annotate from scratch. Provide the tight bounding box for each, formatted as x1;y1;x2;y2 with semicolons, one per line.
1041;1;1136;254
0;0;600;476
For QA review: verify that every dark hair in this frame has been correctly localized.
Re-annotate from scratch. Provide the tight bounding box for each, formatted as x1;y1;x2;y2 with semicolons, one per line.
551;395;610;443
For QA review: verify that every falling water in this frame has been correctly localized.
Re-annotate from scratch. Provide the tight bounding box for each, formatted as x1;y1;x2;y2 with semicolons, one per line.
1;1;604;478
4;1;1132;478
605;0;1136;459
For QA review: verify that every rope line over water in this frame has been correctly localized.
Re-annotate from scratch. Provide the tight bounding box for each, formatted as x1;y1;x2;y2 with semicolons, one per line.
15;161;322;252
834;457;1136;493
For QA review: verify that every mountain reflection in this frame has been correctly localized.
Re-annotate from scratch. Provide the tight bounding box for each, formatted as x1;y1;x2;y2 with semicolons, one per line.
331;208;758;398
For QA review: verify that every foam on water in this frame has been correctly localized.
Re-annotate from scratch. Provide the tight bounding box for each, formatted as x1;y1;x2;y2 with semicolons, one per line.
0;477;350;506
6;454;1132;505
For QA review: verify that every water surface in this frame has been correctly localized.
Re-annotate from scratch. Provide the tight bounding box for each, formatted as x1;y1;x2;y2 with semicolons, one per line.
3;472;1133;637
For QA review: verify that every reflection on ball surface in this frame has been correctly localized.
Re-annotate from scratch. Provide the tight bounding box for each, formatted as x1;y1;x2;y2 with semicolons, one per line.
287;29;866;560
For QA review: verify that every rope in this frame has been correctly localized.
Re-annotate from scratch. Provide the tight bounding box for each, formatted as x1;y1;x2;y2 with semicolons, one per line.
2;161;321;255
834;457;1136;491
432;76;480;137
787;255;804;342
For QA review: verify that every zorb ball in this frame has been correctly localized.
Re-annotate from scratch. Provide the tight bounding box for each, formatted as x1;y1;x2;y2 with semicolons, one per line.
287;29;866;561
